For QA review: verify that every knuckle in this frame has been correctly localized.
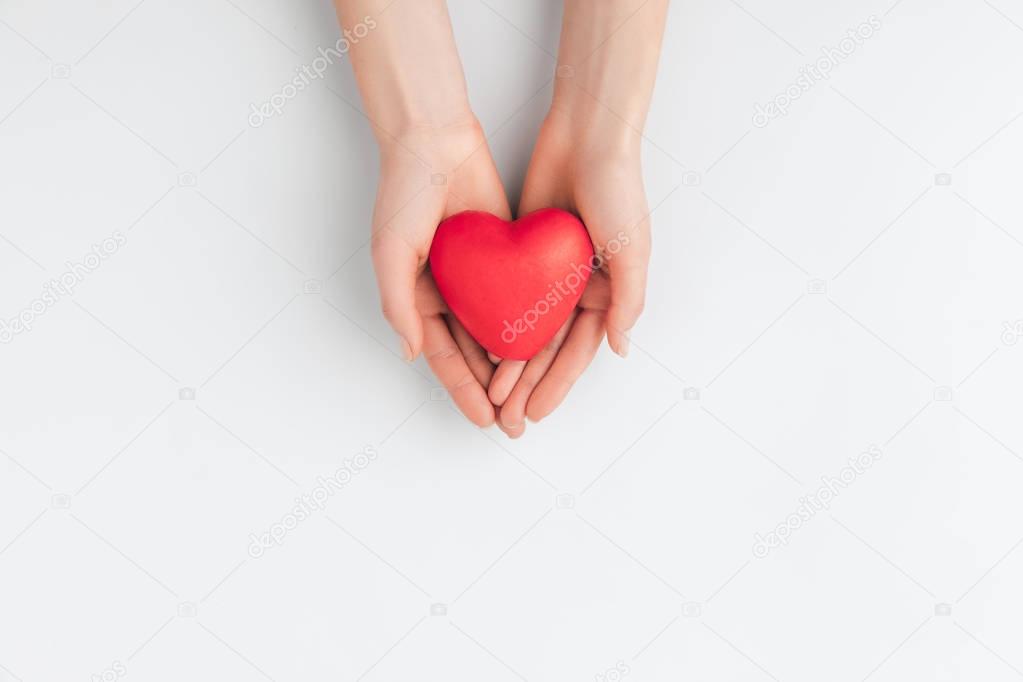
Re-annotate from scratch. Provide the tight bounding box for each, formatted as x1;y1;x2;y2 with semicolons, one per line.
549;375;576;397
615;299;644;323
379;303;400;326
427;345;460;362
369;234;390;263
632;298;646;318
542;337;563;355
518;376;539;394
451;372;477;392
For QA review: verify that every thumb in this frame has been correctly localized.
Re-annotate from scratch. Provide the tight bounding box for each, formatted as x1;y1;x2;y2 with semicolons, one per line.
371;227;424;361
604;234;650;358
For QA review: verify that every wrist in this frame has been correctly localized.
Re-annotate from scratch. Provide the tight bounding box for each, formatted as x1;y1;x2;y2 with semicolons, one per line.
377;115;486;164
359;67;475;146
376;107;479;145
341;1;476;144
543;99;642;162
549;0;666;155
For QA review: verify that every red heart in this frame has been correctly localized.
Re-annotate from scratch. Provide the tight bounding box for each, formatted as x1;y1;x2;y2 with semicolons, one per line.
429;208;595;360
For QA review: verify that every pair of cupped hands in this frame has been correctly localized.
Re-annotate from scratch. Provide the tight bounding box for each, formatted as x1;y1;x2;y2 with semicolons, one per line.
369;109;651;438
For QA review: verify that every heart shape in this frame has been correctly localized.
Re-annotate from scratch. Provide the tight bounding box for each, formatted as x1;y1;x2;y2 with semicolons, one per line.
429;208;595;360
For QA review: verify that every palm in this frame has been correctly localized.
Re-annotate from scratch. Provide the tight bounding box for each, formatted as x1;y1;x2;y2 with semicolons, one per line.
488;115;650;434
371;121;511;427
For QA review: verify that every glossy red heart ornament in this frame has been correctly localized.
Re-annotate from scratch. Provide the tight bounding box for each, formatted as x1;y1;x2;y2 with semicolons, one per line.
429;208;594;360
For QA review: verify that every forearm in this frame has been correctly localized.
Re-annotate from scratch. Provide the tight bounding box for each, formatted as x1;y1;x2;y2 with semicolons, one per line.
334;0;475;140
551;0;669;151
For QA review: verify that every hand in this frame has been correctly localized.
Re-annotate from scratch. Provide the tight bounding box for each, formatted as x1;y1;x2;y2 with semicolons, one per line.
334;0;666;435
488;110;652;436
485;0;667;437
371;120;511;427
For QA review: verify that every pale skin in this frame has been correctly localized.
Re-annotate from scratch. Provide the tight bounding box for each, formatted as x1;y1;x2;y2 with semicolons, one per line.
334;0;668;437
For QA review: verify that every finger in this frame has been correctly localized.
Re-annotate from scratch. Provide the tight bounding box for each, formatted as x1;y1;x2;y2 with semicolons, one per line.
518;179;562;216
488;359;526;406
495;406;526;439
447;143;513;221
371;228;424;361
487;352;502;364
499;312;577;429
580;270;612;311
527;310;606;422
605;235;650;358
449;316;495;389
517;121;574;217
422;315;495;427
414;272;448;316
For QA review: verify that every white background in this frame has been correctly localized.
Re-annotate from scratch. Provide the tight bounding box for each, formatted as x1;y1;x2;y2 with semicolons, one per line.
2;0;1023;680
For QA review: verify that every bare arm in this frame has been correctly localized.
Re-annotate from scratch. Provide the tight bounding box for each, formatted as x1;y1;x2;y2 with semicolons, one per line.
333;0;512;429
335;0;475;137
494;0;669;429
552;0;670;152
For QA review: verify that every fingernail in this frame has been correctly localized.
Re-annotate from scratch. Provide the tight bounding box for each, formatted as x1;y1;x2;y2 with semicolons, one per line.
616;335;630;358
400;338;414;362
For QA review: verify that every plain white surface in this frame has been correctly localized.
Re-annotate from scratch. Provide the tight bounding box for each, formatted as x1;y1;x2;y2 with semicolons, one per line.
2;0;1023;680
